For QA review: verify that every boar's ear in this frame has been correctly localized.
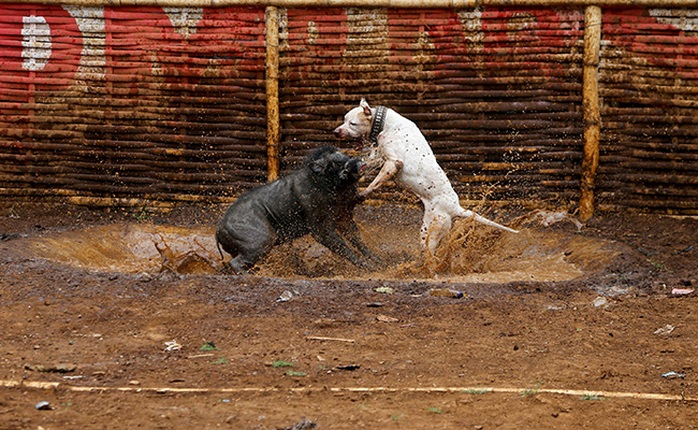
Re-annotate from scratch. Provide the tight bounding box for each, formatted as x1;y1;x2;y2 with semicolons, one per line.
360;98;372;117
308;157;328;175
338;162;350;181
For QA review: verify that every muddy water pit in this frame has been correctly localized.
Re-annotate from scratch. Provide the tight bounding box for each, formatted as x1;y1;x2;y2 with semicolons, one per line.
25;209;621;286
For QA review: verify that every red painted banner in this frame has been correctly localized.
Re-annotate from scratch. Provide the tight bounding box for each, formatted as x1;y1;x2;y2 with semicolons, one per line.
1;5;696;103
0;5;83;103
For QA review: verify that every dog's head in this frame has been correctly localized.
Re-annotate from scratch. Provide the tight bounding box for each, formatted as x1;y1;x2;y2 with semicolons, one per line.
305;146;365;188
333;98;374;148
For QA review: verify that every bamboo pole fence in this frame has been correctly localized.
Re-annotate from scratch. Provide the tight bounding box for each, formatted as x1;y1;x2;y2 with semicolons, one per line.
0;1;696;215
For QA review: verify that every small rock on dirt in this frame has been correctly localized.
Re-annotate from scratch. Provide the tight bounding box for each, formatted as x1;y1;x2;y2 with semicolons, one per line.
284;417;317;430
25;363;77;373
428;288;464;298
35;401;51;411
662;371;686;379
653;325;675;336
671;288;694;296
276;290;293;302
336;364;361;371
376;314;399;323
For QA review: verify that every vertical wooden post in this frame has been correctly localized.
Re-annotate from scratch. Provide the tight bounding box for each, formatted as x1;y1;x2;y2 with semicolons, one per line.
580;5;602;222
265;6;280;182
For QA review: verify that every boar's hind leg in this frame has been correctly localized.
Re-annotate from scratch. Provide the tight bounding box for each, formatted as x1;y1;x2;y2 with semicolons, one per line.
227;255;251;274
225;226;277;275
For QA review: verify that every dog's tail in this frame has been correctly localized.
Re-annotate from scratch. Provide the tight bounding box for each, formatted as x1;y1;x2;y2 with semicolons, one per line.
458;209;519;234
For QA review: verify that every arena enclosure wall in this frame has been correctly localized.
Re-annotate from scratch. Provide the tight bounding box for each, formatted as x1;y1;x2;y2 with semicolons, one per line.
0;1;696;217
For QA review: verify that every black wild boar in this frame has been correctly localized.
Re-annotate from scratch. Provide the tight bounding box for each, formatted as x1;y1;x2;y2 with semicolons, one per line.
215;146;377;274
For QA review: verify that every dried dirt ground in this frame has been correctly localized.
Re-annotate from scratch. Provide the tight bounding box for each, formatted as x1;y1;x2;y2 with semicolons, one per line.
0;201;696;430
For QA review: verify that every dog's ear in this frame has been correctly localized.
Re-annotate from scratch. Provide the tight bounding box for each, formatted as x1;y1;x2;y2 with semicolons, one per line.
360;98;372;117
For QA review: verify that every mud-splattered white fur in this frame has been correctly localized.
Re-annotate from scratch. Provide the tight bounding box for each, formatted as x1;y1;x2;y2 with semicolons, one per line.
334;98;518;253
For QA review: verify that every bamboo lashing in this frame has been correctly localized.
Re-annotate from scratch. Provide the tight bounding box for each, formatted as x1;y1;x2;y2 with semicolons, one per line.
265;6;280;182
580;5;601;223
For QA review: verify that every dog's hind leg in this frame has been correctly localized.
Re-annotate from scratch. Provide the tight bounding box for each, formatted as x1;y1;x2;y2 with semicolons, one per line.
421;208;453;254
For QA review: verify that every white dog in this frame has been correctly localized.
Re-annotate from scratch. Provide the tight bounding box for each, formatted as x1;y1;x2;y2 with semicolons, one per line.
334;98;518;253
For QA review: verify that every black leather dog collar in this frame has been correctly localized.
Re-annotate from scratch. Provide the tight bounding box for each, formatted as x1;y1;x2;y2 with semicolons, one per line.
368;105;387;145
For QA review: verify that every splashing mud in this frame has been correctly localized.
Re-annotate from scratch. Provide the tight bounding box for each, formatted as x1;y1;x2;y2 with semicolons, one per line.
26;209;621;284
31;224;222;275
415;216;619;283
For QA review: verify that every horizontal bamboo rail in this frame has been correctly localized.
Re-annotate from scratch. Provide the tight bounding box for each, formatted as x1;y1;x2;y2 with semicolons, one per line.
1;0;697;7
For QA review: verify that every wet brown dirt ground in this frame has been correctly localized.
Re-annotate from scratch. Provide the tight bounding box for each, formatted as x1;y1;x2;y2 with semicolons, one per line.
0;201;696;429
